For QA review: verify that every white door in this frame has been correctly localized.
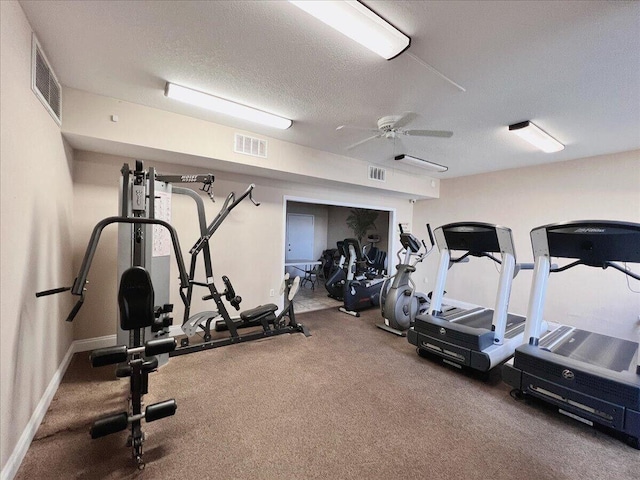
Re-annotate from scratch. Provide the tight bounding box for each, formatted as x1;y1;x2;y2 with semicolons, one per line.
286;214;314;261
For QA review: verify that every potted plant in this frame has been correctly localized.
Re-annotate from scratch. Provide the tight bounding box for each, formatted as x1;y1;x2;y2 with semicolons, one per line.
346;208;378;244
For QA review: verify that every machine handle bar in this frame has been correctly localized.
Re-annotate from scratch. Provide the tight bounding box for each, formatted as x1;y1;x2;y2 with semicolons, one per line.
204;184;260;240
65;296;85;322
35;286;71;297
72;216;189;296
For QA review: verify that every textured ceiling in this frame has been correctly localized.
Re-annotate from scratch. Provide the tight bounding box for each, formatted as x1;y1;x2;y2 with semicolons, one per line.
19;0;640;178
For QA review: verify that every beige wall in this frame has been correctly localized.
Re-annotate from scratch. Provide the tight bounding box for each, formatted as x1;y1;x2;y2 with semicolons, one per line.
0;1;75;472
62;88;440;201
71;151;413;340
412;150;640;340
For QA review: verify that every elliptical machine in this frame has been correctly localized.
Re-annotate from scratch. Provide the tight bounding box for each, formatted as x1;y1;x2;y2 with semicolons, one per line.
339;238;386;317
378;224;435;336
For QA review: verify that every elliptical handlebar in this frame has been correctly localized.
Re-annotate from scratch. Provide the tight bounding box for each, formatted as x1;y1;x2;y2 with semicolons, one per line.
426;223;435;248
396;223;435;268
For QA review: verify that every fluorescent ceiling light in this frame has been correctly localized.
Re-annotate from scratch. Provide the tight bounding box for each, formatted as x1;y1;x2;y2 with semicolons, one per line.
508;121;564;153
395;154;448;172
289;0;410;60
164;82;292;130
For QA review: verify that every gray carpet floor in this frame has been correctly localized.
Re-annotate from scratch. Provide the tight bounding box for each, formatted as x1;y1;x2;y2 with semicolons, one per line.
15;306;639;479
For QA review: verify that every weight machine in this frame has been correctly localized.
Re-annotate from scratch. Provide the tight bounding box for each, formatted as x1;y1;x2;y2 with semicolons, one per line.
174;182;311;356
35;160;205;467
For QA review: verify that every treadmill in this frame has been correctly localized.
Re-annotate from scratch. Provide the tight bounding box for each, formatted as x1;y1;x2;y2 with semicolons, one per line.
408;222;535;372
503;220;640;449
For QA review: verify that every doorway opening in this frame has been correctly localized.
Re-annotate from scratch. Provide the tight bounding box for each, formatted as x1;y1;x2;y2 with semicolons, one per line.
283;196;395;313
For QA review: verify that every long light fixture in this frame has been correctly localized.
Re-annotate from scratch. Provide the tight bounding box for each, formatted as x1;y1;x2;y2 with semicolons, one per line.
164;82;292;130
289;1;410;60
395;154;448;172
508;121;564;153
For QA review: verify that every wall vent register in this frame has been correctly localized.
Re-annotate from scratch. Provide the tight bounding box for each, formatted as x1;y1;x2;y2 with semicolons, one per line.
368;165;386;182
234;134;267;158
31;34;61;125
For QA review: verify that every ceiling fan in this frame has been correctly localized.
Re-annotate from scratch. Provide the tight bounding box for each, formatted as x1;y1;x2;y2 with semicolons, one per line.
337;113;453;150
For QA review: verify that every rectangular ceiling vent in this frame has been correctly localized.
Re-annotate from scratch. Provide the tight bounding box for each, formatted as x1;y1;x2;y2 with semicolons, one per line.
234;133;267;158
368;165;386;182
31;34;61;125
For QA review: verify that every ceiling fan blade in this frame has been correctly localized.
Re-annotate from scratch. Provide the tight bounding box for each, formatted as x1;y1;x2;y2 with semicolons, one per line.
404;129;453;138
346;134;382;150
337;124;378;133
392;112;418;129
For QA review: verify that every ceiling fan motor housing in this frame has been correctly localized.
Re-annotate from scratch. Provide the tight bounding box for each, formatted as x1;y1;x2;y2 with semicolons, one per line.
377;115;402;132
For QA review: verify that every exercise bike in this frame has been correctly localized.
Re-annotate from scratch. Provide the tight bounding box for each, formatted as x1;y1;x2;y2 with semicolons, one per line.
378;224;435;336
339;238;386;317
324;240;348;300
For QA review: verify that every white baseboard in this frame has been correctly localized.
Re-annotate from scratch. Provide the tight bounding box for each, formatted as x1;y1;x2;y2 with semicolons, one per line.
1;342;75;480
72;333;117;353
73;327;183;354
1;327;185;480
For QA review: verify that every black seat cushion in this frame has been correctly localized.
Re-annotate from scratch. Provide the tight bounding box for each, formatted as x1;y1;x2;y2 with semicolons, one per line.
240;304;278;322
118;267;155;331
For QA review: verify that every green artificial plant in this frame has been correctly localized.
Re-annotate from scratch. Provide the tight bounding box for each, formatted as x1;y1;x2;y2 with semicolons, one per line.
346;208;378;244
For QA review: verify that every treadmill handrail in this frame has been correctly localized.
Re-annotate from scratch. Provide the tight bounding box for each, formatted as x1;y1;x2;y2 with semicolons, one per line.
549;259;640;281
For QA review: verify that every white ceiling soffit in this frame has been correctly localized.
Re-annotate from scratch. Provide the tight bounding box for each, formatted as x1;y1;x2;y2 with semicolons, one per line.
19;0;640;178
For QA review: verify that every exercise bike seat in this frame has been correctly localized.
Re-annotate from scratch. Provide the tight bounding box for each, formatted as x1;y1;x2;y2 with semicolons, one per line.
241;304;278;322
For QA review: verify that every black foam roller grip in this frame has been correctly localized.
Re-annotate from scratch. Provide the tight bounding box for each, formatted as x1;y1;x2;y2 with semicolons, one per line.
90;412;128;439
144;337;176;356
145;399;177;423
90;345;128;367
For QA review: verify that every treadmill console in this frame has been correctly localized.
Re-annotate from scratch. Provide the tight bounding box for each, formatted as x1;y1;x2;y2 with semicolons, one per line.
538;220;640;265
437;222;515;256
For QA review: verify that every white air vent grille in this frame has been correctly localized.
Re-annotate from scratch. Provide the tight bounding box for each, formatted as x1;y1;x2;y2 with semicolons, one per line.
31;35;61;125
368;165;386;182
234;133;267;158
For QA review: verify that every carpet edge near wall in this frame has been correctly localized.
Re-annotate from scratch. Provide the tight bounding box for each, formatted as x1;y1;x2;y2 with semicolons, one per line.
0;332;119;480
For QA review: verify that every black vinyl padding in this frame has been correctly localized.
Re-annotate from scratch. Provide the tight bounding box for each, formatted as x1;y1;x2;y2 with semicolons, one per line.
90;345;128;367
145;337;177;356
241;303;278;321
145;399;177;422
90;412;128;439
118;267;155;331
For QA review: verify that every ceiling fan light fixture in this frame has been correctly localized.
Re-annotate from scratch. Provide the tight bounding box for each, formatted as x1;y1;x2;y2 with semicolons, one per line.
289;1;410;60
508;121;564;153
164;82;292;130
395;154;448;173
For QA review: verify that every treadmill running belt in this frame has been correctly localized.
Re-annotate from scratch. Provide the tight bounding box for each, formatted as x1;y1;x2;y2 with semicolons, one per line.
551;329;638;373
451;310;525;331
